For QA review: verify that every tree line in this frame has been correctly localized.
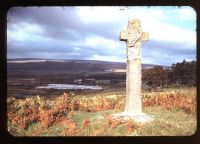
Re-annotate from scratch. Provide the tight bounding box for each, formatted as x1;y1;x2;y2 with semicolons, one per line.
142;59;196;88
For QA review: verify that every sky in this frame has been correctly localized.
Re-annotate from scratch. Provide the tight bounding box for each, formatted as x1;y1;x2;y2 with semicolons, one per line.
7;6;196;66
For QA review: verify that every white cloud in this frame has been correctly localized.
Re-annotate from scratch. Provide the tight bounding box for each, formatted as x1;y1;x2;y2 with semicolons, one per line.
117;7;196;47
90;54;125;62
84;36;118;50
77;6;124;24
177;6;196;21
78;6;196;63
7;22;44;42
142;19;196;47
78;6;195;50
7;6;196;65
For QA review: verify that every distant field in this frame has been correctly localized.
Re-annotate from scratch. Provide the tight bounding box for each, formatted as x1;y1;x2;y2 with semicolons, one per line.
7;87;196;136
7;59;170;98
7;60;126;97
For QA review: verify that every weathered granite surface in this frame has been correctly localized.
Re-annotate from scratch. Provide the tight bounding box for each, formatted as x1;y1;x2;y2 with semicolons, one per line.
111;19;153;123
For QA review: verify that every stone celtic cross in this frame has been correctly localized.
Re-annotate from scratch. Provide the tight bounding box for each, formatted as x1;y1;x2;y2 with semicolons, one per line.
120;19;148;113
111;19;153;123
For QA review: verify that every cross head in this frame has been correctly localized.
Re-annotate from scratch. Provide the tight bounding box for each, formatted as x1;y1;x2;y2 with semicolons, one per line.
119;19;149;47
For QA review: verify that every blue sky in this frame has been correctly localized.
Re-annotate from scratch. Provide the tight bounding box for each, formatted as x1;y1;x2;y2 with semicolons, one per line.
7;6;196;66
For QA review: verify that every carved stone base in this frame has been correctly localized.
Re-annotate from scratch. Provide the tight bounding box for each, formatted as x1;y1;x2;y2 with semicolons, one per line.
110;112;154;124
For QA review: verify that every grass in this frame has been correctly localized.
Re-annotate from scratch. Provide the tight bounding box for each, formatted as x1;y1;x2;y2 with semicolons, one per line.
141;106;196;136
7;87;197;136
